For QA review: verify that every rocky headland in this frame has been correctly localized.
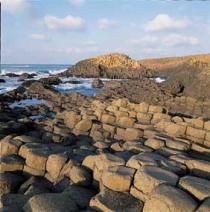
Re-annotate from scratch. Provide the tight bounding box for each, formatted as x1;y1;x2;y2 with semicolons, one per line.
1;53;210;212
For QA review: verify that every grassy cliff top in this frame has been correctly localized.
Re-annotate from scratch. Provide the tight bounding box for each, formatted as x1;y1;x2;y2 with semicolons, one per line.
139;54;210;73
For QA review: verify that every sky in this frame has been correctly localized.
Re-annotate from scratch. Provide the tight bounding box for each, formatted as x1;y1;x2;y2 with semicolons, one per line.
1;0;210;64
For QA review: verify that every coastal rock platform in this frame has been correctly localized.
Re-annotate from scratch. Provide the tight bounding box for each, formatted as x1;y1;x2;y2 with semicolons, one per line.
1;97;210;211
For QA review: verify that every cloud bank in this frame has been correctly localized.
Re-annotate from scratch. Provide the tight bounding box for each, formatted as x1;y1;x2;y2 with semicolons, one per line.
145;14;190;31
44;15;86;30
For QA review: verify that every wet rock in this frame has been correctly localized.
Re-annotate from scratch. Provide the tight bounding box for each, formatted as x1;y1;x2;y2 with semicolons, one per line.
0;79;6;83
40;76;62;85
63;80;82;84
18;73;36;81
92;79;104;88
4;73;19;77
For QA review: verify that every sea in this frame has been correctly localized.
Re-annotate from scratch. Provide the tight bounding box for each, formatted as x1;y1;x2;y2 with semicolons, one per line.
0;64;105;96
0;64;165;109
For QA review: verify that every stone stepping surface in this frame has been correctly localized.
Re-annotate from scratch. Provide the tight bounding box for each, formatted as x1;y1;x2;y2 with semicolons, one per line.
1;98;210;211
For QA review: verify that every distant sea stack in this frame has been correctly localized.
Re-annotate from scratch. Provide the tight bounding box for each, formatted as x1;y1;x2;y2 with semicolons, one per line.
62;53;154;79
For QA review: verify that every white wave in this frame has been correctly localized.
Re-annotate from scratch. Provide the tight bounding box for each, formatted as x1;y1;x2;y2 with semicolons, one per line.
54;81;92;91
150;77;166;83
0;69;37;76
0;86;18;94
155;77;166;83
48;68;67;75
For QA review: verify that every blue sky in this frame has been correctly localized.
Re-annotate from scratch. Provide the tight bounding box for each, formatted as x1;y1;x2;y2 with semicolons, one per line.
2;0;210;64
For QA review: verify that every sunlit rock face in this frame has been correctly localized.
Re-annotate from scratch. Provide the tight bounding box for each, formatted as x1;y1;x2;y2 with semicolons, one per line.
63;53;154;79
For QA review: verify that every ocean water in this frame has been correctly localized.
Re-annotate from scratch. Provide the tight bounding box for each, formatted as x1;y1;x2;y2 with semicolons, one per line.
0;64;165;97
0;64;104;96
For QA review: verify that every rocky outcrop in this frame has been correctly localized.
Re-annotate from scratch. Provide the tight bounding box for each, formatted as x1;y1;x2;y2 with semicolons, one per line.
0;79;6;83
92;78;104;88
1;97;210;211
18;73;36;81
141;54;210;100
98;79;210;118
62;53;153;79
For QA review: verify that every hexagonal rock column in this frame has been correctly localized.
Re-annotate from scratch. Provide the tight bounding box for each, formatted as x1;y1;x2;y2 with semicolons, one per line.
179;175;210;201
0;154;25;172
196;198;210;212
46;153;68;182
134;166;179;197
143;184;198;212
90;187;143;212
23;193;78;212
101;166;135;192
0;135;23;156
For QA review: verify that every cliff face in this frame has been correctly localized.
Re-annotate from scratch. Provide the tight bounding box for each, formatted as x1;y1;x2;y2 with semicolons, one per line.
64;53;153;79
140;54;210;74
158;55;210;99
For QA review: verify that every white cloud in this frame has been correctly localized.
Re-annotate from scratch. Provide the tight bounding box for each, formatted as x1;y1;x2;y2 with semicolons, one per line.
98;18;119;30
44;15;86;30
1;0;31;14
145;14;190;31
131;35;158;45
163;34;199;46
31;34;49;41
68;0;86;7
